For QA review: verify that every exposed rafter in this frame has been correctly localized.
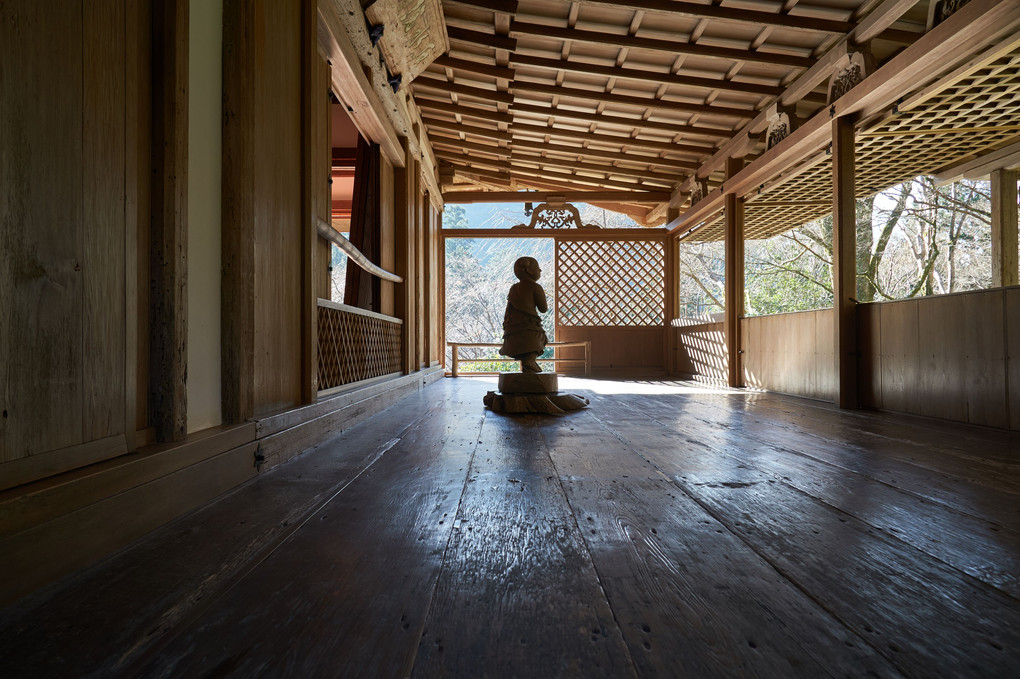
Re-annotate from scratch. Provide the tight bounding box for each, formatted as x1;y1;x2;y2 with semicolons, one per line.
510;102;732;139
579;1;855;34
509;21;816;69
508;53;784;98
511;81;757;119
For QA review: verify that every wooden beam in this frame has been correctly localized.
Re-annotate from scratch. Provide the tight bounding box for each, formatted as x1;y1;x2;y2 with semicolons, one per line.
584;0;853;34
432;55;515;81
150;0;189;442
510;138;697;171
510;21;816;69
832;117;857;410
674;0;934;196
441;228;667;239
509;53;783;98
435;151;511;172
510;151;682;184
422;116;512;142
413;74;515;105
431;136;512;158
511;121;716;156
442;190;671;203
414;98;513;125
511;81;757;120
933;139;1020;184
670;0;1020;230
511;102;732;139
505;165;672;192
445;0;518;13
723;158;744;389
447;25;517;51
991;169;1019;288
317;5;403;166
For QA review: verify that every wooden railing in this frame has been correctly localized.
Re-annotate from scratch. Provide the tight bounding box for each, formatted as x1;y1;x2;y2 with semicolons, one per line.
318;299;402;392
448;341;591;377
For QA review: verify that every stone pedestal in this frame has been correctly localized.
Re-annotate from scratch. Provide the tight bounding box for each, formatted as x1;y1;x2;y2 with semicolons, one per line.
483;372;588;415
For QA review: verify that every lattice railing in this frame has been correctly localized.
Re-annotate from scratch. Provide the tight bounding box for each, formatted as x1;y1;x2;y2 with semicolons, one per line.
556;239;665;326
317;300;402;391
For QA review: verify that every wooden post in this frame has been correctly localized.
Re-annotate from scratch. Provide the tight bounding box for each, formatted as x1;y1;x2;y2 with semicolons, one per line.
832;116;858;409
221;0;255;424
395;138;417;374
451;344;459;377
724;158;744;388
300;0;318;403
991;169;1019;288
663;233;678;376
150;0;189;441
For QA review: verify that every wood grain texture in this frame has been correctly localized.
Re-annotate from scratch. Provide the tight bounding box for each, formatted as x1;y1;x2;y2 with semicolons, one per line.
412;413;636;678
0;377;1017;676
83;0;127;442
149;0;189;441
1007;288;1020;430
221;0;256;424
253;0;303;416
741;310;835;401
592;391;1020;676
130;386;484;678
0;0;85;460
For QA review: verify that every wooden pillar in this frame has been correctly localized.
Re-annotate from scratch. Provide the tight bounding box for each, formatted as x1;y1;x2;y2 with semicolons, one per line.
300;0;318;403
221;0;255;424
724;158;744;388
664;233;678;376
149;0;189;441
395;139;417;374
832;116;858;409
991;169;1019;288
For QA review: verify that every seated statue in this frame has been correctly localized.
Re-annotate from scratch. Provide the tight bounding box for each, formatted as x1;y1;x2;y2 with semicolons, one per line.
499;256;548;373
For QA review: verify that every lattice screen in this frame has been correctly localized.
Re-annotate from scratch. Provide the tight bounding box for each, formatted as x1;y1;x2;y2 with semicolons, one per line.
556;239;664;326
684;49;1020;242
317;303;402;390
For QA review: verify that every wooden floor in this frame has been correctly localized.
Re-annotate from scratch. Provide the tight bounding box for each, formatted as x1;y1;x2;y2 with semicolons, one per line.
1;377;1018;678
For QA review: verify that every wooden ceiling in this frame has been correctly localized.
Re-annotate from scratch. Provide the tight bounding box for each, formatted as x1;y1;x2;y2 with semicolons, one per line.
413;0;931;225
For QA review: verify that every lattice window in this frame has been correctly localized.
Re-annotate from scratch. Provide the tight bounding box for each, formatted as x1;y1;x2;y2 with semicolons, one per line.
317;302;402;390
556;240;664;326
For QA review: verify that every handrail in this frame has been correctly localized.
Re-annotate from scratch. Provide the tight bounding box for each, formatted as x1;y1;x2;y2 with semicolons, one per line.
448;341;591;377
317;217;403;283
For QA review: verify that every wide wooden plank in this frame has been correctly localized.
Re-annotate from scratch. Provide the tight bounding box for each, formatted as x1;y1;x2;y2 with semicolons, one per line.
128;387;483;677
603;394;1020;599
0;387;451;676
538;409;899;678
591;392;1020;676
648;393;1020;517
412;409;636;677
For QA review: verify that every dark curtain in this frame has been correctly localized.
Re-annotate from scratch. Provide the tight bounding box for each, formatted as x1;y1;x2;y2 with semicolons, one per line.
344;137;381;311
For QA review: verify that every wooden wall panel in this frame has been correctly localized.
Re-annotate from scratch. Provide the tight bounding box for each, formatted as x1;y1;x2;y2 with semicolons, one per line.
857;303;881;408
557;327;666;376
84;0;128;441
1006;288;1020;431
673;322;726;383
740;310;835;402
253;0;303;416
875;299;920;415
1;1;86;460
917;291;1007;428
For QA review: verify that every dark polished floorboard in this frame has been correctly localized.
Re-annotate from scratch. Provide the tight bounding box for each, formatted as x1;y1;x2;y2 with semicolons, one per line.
1;377;1018;678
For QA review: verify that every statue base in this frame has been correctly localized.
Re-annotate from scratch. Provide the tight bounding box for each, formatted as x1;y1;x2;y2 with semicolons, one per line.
483;372;589;415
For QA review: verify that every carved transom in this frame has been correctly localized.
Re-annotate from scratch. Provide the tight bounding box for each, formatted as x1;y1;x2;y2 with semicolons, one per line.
512;202;600;229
